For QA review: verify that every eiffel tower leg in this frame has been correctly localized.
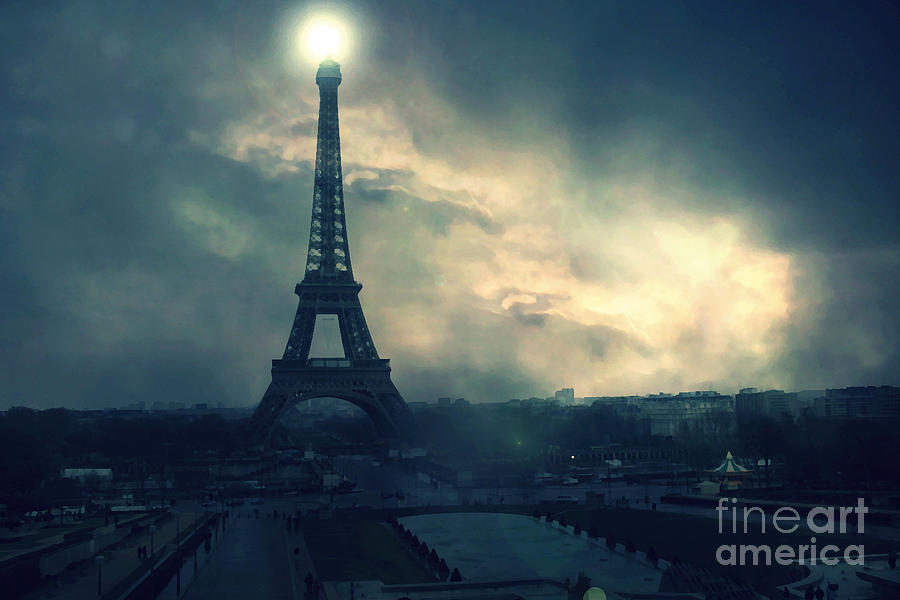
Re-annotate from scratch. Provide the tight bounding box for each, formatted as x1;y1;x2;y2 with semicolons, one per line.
248;372;414;447
248;382;289;446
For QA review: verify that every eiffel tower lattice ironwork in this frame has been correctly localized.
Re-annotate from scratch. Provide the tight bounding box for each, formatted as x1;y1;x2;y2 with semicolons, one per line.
248;58;412;444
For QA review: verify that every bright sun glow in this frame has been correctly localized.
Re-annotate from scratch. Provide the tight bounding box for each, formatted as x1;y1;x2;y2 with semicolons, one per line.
300;18;347;61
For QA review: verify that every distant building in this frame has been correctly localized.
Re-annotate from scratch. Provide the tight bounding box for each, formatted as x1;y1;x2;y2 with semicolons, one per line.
401;448;427;459
825;386;900;419
554;388;575;406
584;391;733;437
585;396;634;413
639;392;734;437
437;397;452;407
735;388;798;419
62;468;113;484
796;390;825;416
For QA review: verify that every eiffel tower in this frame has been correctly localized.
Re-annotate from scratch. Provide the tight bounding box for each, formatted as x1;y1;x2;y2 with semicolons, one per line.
248;57;412;445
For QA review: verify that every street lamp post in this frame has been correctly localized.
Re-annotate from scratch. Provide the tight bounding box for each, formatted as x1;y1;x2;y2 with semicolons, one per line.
95;555;104;599
149;524;157;559
176;557;182;595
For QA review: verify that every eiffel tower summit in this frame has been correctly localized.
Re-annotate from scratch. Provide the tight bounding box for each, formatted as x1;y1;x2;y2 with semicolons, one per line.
248;57;413;445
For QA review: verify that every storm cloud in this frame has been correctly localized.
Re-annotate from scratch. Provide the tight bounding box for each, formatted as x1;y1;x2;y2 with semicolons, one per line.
1;1;898;409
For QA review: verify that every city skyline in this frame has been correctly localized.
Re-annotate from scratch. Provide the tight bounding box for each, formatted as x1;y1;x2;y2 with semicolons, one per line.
2;2;899;410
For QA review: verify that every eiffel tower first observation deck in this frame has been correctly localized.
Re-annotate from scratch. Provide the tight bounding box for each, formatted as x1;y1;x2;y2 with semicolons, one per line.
248;57;413;445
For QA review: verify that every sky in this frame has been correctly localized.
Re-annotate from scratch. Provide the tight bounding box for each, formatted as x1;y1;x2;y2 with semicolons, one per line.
1;1;899;410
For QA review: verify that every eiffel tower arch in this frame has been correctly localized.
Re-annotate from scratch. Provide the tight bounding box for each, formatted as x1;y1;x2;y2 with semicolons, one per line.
248;58;413;446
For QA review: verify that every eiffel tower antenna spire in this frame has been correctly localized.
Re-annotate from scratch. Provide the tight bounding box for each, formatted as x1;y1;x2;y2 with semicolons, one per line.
248;58;412;446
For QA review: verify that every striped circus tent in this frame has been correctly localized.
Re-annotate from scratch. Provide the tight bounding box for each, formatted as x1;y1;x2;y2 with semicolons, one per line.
707;451;752;490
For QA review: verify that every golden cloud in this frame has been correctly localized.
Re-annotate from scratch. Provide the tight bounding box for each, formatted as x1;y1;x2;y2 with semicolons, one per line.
210;80;798;398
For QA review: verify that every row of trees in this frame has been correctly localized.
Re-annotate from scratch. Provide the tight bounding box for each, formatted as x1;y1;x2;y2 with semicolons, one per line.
0;407;245;507
680;410;900;489
387;515;461;581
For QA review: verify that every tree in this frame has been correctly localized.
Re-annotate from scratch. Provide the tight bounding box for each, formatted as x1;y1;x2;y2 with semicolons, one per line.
738;416;785;487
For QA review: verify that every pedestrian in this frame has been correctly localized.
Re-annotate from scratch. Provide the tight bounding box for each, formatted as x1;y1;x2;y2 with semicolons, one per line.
826;581;837;600
814;586;824;600
889;548;897;569
804;585;814;600
782;586;790;598
304;572;313;594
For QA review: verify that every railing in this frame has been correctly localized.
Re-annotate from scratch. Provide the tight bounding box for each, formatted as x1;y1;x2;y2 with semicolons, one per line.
306;358;352;368
272;358;391;369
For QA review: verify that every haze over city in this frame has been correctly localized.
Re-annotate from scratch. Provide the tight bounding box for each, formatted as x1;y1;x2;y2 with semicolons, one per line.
2;1;898;411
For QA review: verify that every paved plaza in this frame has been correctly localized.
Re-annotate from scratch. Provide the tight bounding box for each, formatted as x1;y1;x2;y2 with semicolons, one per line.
181;511;314;600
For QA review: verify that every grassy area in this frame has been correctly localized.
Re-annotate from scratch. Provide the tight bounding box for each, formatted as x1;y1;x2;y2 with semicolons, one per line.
301;516;436;584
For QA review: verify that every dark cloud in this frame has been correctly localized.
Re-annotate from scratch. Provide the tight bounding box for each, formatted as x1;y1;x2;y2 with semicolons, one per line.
507;305;547;328
777;248;900;389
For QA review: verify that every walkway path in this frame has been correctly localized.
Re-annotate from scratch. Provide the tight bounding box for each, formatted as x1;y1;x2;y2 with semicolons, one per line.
182;512;316;600
20;512;202;600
